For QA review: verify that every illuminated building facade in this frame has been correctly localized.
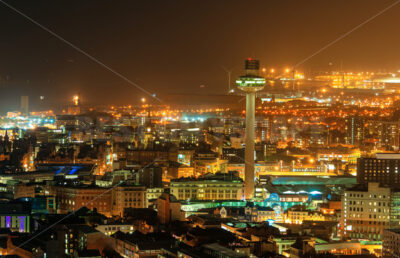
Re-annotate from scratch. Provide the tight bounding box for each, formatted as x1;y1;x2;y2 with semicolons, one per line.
111;185;147;216
161;162;194;181
177;165;195;178
52;184;147;217
96;223;135;236
341;182;400;241
244;205;275;222
236;59;265;200
170;172;244;201
146;187;164;203
52;185;112;217
316;147;360;164
193;152;221;176
286;208;327;224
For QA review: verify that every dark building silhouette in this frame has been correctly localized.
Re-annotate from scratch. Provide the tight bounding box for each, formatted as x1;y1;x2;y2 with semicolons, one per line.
357;153;400;187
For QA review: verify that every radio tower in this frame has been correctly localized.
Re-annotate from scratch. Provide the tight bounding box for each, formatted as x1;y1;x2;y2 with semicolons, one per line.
236;58;266;200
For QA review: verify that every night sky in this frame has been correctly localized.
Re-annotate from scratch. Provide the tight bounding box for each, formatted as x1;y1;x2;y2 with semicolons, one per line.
0;0;399;112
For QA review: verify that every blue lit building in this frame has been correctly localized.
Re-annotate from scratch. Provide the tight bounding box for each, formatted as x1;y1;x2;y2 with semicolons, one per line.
0;202;31;233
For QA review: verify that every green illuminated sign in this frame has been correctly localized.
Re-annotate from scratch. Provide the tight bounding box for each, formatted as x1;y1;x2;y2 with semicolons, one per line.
236;77;266;87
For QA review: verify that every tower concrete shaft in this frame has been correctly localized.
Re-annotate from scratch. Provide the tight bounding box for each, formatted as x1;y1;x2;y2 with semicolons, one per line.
236;58;265;200
244;92;255;199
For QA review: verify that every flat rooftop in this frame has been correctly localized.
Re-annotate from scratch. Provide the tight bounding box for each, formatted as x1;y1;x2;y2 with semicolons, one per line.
376;153;400;159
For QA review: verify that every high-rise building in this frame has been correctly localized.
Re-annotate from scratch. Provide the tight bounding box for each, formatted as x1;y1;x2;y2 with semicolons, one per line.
256;116;272;142
357;153;400;187
111;184;147;216
380;121;400;151
157;192;183;224
20;96;29;116
137;164;163;188
366;120;400;151
345;116;364;146
236;58;265;199
341;182;400;241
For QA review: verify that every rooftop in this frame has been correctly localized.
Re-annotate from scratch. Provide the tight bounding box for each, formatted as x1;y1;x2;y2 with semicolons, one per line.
203;243;247;258
375;153;400;159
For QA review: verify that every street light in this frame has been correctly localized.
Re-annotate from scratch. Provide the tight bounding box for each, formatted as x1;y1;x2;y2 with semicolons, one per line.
141;98;146;104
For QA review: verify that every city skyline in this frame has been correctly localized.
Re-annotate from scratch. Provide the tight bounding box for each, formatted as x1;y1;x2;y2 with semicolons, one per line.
1;1;400;257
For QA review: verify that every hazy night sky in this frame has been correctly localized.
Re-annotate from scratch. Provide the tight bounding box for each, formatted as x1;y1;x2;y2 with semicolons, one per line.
0;0;399;112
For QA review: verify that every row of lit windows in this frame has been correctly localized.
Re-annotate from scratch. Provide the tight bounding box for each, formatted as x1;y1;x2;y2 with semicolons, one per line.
62;198;106;204
281;197;306;202
364;159;397;164
351;227;383;234
178;193;237;199
348;200;364;205
369;214;390;219
346;219;387;225
345;193;387;199
363;169;391;173
103;226;133;231
124;192;142;196
347;232;381;240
